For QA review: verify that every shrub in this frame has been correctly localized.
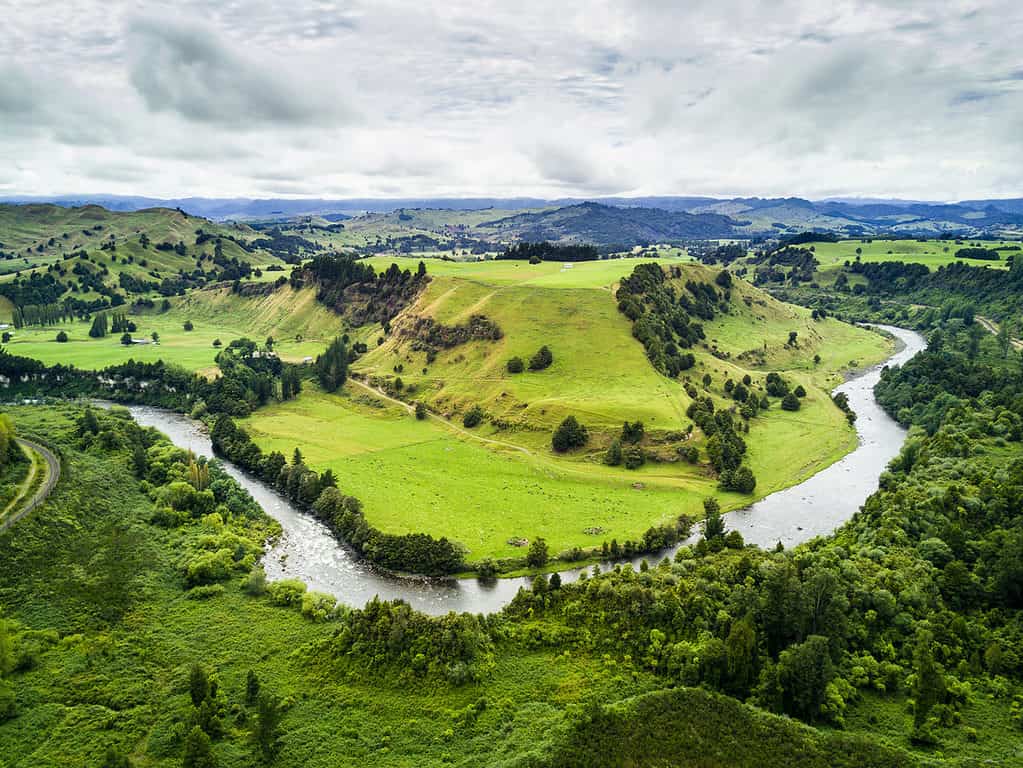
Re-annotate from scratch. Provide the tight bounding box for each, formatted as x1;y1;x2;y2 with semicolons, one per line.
794;384;807;398
55;330;68;343
552;416;588;452
506;356;525;373
242;566;267;596
781;393;801;411
267;578;307;607
526;537;549;567
463;405;485;428
528;345;553;370
624;447;645;470
415;401;427;420
605;438;623;466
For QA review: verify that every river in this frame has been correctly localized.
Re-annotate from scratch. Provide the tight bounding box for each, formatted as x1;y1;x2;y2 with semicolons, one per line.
122;324;925;616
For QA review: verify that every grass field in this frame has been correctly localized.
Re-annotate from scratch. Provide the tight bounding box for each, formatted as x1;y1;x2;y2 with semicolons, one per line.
805;238;1016;271
238;260;889;561
1;286;342;372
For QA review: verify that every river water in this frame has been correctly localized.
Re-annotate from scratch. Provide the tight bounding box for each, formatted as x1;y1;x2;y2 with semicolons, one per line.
123;325;925;616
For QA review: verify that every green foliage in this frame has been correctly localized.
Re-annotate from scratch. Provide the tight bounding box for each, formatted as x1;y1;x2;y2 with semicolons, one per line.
462;405;485;429
528;345;553;370
506;356;524;373
315;336;349;392
182;725;216;768
551;416;588;453
526;537;549;568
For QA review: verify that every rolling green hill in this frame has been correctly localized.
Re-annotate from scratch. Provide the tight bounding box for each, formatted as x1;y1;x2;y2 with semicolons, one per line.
239;258;891;563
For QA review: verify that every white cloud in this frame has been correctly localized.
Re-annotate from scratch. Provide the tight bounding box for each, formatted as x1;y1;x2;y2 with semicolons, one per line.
0;0;1020;199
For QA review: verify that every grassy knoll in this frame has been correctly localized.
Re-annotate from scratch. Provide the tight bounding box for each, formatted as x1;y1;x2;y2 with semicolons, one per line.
1;286;341;372
239;260;889;562
805;238;1016;272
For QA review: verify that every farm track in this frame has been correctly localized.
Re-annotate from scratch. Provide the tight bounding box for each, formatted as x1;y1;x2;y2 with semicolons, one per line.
0;438;60;531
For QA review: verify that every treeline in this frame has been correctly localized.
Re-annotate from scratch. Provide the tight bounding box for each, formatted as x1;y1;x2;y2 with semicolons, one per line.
496;242;600;262
211;415;466;575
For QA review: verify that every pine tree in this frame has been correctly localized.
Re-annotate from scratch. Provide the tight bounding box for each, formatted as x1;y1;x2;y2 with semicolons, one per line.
182;726;216;768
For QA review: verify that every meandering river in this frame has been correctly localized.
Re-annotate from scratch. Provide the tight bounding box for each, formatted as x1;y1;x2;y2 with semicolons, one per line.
122;325;925;616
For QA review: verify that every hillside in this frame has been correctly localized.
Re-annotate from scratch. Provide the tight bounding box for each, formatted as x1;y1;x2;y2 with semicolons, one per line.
0;204;292;314
239;257;890;563
474;202;739;246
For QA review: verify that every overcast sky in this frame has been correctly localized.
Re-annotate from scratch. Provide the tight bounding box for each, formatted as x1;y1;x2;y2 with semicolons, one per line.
2;1;1021;201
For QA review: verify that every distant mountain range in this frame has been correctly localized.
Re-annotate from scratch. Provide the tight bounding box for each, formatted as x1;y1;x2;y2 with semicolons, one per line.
2;194;1021;244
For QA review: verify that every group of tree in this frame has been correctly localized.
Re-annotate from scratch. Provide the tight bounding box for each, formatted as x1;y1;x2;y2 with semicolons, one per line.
497;242;600;263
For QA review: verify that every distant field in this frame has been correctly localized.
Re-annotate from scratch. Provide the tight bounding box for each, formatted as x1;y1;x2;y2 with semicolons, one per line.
807;239;1016;271
2;286;341;372
360;254;693;288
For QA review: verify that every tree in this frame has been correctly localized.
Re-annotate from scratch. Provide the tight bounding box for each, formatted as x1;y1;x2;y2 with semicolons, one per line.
552;416;588;452
506;356;524;373
911;630;946;739
415;401;427;420
189;664;210;707
255;691;284;760
604;438;623;466
245;670;261;707
120;332;133;345
781;392;801;411
151;331;159;343
101;746;131;768
725;612;758;694
702;498;725;539
462;405;485;428
996;321;1012;359
265;336;275;350
89;313;108;338
967;323;984;360
621;421;644;444
786;331;798;347
182;726;216;768
793;384;806;398
316;337;349;392
528;345;553;370
184;320;194;331
526;537;549;568
776;635;834;723
55;330;68;342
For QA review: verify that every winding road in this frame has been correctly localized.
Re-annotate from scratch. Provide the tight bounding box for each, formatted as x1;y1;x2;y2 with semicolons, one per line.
0;438;60;532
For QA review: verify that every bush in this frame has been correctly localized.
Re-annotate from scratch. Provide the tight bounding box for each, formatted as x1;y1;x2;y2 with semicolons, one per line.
781;393;801;411
463;405;485;428
267;579;307;607
415;401;427;420
506;357;525;373
527;537;549;567
794;384;807;398
55;330;68;343
605;438;623;466
624;447;645;470
528;345;553;370
552;416;588;452
183;320;194;331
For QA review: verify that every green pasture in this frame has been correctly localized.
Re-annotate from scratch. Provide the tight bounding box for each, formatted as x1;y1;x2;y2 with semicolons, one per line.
805;239;1016;271
1;287;341;372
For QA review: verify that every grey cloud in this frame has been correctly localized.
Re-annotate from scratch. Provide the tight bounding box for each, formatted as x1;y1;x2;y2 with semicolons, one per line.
126;13;356;127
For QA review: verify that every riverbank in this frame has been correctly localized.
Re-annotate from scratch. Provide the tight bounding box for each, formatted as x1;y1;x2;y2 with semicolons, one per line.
117;325;925;615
